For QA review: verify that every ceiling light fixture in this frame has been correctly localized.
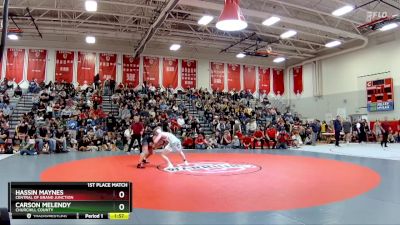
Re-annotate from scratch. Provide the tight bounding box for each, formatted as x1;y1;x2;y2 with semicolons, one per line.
273;57;285;63
170;44;181;51
262;16;280;26
236;53;246;58
332;5;354;16
379;22;398;31
280;30;297;39
198;15;214;25
216;0;248;32
86;35;96;44
325;40;342;48
85;0;98;12
7;34;19;40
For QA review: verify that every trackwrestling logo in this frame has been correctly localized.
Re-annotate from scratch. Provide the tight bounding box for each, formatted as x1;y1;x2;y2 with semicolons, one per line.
161;162;261;176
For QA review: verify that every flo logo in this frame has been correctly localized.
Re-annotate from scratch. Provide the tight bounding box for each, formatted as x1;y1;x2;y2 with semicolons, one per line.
159;161;261;176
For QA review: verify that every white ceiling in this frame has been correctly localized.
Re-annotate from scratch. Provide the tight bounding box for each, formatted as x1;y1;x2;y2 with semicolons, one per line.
2;0;400;65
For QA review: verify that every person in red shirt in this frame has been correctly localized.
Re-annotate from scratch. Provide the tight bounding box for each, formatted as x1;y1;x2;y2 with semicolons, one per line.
265;125;277;149
170;119;180;133
242;136;252;149
182;136;194;149
128;116;144;153
91;92;103;107
253;128;265;149
276;130;290;149
221;130;232;148
381;118;390;148
195;134;207;149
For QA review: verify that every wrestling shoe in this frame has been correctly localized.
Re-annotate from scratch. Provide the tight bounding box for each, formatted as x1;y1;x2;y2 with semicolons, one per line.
136;163;145;169
142;159;150;164
183;160;189;166
164;164;174;171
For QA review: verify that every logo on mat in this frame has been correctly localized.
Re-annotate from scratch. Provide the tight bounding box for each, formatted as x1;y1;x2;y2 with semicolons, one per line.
160;161;261;176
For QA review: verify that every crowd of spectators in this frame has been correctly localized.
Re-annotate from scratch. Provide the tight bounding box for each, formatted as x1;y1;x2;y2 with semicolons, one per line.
0;78;399;155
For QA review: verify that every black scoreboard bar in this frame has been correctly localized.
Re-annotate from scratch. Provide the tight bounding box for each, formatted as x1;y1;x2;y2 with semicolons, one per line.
8;182;132;220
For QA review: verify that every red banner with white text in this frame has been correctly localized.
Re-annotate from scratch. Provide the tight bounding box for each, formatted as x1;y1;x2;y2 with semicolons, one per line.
227;64;241;91
293;66;303;94
258;67;270;94
99;53;117;81
273;68;285;95
162;58;178;89
55;50;74;83
210;62;225;91
122;55;140;88
243;65;256;93
27;49;47;82
181;60;197;89
77;52;96;85
143;56;160;87
6;48;25;83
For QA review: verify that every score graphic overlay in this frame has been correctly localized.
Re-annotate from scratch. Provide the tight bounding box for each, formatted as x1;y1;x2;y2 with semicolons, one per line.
8;182;132;220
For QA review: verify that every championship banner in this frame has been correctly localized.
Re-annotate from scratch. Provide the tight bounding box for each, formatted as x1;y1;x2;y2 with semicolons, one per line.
243;65;256;93
6;48;25;83
181;60;197;89
272;68;285;95
77;52;96;85
258;67;270;94
99;53;117;81
162;58;178;89
366;78;394;112
143;56;160;87
210;62;225;91
27;49;47;82
122;55;140;88
227;64;241;91
293;66;303;94
55;51;74;83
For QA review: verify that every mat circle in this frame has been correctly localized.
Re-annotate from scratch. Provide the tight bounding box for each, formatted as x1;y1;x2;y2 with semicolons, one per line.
157;161;262;176
41;153;381;212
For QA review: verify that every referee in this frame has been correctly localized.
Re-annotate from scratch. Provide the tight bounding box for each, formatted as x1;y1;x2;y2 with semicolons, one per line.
128;116;144;153
333;115;342;147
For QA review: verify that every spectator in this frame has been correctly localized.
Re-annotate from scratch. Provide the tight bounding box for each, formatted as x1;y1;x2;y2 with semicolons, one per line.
246;118;257;134
265;125;277;149
381;118;389;148
310;119;320;146
19;136;36;155
221;130;232;148
94;74;100;90
342;118;352;144
276;130;290;149
292;131;303;148
333;116;342;147
195;134;206;149
253;128;264;149
232;136;241;149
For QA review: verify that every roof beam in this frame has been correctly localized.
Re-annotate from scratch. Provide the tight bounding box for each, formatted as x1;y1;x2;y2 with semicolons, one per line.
264;0;363;25
133;0;180;57
180;0;366;39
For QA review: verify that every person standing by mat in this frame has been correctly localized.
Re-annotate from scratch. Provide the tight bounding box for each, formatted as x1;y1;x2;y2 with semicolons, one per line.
153;127;189;170
128;116;144;153
333;115;342;147
381;117;389;148
342;117;352;144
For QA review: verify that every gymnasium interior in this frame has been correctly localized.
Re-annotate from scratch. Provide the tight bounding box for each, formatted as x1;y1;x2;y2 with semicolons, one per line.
0;0;400;225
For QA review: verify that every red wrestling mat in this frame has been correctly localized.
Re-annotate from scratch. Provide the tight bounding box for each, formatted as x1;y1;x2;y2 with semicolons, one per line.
41;153;380;212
